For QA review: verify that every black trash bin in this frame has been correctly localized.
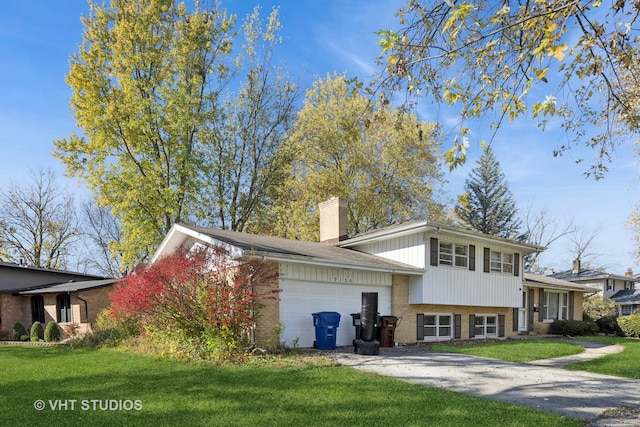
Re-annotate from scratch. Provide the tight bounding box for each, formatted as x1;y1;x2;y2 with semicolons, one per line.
379;315;398;347
312;312;341;350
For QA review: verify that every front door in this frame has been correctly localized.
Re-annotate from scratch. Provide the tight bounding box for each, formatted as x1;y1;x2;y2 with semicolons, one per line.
518;290;527;332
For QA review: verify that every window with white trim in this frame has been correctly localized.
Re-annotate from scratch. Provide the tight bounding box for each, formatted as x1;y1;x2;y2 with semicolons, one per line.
543;291;568;321
490;251;513;273
620;305;634;316
422;314;453;341
606;279;613;291
474;315;497;338
439;242;468;268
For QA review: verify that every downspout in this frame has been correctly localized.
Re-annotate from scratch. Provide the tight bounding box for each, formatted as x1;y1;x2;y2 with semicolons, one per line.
249;281;255;348
74;293;89;324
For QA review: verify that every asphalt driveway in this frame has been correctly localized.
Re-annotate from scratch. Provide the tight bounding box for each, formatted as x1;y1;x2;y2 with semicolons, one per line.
333;342;640;425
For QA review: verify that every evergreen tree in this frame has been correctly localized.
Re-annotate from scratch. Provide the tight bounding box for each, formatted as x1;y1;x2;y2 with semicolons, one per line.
455;145;522;239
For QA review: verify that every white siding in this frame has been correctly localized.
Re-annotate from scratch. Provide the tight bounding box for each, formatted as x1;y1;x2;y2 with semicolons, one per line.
413;235;522;307
413;266;521;307
279;263;391;347
350;233;425;268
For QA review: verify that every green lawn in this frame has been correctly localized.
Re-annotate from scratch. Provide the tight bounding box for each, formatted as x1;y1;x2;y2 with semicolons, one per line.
431;339;584;362
565;336;640;379
0;345;581;427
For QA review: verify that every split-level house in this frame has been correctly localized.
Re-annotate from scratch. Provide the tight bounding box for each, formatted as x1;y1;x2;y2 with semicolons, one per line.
0;261;116;337
153;197;594;347
549;260;640;316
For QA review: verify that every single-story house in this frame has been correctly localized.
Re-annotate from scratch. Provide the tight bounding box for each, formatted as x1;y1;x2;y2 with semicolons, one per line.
0;261;116;337
153;197;596;347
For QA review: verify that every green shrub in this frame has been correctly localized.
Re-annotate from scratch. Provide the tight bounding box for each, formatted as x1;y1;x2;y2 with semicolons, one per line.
96;307;139;339
30;321;44;342
44;321;61;342
617;314;640;338
595;315;624;336
13;322;28;341
548;319;599;336
583;296;616;320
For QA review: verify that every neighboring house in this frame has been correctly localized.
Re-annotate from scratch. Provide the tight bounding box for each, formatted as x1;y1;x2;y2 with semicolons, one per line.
549;260;639;316
549;260;638;299
0;261;116;337
609;289;640;316
154;197;591;348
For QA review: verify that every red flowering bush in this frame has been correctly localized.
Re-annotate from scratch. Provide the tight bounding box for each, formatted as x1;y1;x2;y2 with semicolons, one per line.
109;246;279;360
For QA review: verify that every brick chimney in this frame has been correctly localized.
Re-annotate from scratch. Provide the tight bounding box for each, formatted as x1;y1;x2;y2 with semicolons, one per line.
319;197;348;243
625;268;634;277
572;259;581;275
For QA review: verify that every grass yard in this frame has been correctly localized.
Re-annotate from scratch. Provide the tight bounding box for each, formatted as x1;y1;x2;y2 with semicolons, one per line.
0;345;581;427
431;339;584;362
565;336;640;379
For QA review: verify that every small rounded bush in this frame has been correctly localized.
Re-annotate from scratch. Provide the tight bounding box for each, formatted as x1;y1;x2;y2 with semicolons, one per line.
44;321;61;342
30;321;44;342
13;322;27;341
617;314;640;338
596;315;624;336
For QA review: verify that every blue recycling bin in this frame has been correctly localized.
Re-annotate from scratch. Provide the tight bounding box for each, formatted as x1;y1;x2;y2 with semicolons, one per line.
312;311;341;350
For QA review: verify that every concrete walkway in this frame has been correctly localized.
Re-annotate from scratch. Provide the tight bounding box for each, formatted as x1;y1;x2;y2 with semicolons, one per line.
333;342;640;425
527;341;624;368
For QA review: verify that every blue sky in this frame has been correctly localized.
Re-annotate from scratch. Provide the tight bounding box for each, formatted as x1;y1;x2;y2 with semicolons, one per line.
1;1;638;274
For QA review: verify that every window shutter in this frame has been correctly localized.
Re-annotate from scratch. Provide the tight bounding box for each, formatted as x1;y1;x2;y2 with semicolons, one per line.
539;288;545;322
498;315;505;337
469;315;476;338
483;248;490;273
512;308;519;331
417;313;424;340
469;245;476;271
569;291;575;320
430;238;438;267
454;314;461;339
513;253;520;277
528;289;535;331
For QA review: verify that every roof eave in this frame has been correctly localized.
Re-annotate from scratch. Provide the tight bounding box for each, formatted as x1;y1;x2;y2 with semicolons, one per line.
243;251;424;275
339;222;544;254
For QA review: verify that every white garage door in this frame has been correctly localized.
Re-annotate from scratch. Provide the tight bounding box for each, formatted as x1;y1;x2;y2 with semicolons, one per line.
279;278;391;348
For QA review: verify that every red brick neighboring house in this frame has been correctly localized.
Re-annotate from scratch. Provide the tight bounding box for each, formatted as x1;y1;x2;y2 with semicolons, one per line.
0;261;116;337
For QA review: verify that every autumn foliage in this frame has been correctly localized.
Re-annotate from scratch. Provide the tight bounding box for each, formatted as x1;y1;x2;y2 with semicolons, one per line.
109;246;279;360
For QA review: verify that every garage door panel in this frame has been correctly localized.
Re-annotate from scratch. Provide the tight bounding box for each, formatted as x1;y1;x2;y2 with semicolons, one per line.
280;280;391;348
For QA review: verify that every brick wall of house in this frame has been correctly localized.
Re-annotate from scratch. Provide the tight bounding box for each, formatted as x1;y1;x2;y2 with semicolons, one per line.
391;274;516;343
1;294;30;335
252;262;281;346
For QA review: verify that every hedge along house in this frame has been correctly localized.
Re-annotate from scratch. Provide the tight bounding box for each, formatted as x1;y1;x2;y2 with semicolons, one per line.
0;261;116;337
154;198;577;347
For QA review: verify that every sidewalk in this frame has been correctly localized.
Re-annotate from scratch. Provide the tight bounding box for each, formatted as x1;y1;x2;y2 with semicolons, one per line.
333;341;640;425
